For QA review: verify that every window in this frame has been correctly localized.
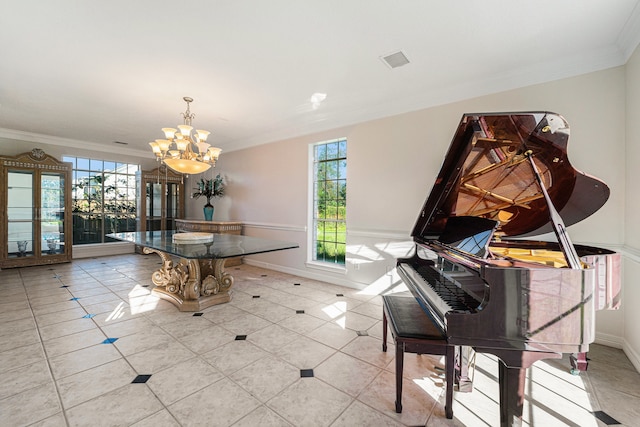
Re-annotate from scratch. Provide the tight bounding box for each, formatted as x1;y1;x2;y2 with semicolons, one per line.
63;157;139;245
311;138;346;264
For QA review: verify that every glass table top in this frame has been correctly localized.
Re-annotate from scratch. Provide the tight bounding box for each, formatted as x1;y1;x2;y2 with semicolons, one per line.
108;231;299;259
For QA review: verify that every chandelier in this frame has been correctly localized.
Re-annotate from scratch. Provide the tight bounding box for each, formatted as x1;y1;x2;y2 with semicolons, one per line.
148;97;222;175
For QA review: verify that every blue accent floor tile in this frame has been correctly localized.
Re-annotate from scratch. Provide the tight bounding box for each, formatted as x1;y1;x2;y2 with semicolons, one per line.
102;337;119;344
82;314;95;319
69;297;79;301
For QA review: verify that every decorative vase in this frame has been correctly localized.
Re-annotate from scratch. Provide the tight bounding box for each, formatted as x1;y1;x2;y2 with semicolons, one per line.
47;239;57;254
17;240;28;257
203;203;214;221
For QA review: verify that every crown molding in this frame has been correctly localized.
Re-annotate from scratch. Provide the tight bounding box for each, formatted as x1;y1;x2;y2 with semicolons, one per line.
224;45;627;153
0;127;150;158
617;1;640;62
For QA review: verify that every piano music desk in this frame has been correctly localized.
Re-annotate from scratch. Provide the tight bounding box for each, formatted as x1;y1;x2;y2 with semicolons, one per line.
382;294;454;419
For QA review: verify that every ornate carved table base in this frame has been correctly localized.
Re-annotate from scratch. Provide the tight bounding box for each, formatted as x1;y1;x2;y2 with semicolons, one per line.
143;247;235;312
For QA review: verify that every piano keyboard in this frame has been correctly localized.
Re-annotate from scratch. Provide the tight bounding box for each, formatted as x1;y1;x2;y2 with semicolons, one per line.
414;264;479;312
398;261;479;327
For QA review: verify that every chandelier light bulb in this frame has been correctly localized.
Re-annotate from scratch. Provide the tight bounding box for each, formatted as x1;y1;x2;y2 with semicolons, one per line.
162;128;177;139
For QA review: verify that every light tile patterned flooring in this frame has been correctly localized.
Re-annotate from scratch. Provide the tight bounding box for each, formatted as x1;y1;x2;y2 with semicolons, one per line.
1;254;639;426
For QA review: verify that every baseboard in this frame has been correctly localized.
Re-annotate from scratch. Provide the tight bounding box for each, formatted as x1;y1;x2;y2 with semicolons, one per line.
72;242;135;259
243;259;367;290
594;332;624;349
623;340;640;372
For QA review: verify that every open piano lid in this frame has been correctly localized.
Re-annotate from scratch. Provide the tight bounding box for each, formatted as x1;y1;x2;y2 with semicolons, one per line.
412;112;610;242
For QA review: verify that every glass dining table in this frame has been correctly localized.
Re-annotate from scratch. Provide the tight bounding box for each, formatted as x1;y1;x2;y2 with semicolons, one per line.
109;231;299;312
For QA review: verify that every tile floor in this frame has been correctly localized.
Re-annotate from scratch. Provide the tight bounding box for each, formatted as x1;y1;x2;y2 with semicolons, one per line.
1;254;639;426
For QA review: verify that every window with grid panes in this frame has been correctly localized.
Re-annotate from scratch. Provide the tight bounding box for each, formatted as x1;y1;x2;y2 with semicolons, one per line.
312;138;346;264
63;157;139;244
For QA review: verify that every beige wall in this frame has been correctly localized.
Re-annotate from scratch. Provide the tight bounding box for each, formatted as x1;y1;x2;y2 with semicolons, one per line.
624;44;640;369
197;66;626;245
183;66;630;363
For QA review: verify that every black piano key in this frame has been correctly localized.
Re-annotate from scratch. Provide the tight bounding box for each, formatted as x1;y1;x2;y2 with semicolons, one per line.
414;264;479;312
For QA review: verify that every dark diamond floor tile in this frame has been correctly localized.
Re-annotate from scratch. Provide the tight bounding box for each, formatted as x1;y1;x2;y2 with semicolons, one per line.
193;312;204;316
132;374;152;383
593;411;621;425
235;335;247;340
300;369;314;378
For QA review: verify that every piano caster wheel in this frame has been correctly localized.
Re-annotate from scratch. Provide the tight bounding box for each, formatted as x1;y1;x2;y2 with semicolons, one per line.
570;368;580;376
395;401;402;413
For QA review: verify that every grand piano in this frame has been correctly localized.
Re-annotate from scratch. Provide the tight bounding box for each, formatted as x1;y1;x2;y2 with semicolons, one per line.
396;112;621;426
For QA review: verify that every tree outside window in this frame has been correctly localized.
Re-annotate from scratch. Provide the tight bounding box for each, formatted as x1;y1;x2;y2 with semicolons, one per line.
63;157;139;244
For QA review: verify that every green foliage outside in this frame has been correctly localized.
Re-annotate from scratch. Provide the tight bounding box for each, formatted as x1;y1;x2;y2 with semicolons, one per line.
315;215;346;264
315;139;347;264
70;171;137;244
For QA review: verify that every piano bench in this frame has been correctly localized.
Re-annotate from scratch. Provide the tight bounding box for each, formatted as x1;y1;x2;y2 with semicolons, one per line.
382;294;454;419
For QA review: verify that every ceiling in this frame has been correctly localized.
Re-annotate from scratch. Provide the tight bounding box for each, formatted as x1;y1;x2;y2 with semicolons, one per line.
2;1;640;157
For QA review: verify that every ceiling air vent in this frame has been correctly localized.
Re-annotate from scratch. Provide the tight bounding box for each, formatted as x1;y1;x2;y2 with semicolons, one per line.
380;50;410;69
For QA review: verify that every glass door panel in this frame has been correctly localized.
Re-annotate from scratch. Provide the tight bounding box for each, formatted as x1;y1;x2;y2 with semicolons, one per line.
138;167;184;233
8;222;34;258
145;183;162;231
7;171;35;258
41;173;65;255
8;171;34;220
166;183;179;230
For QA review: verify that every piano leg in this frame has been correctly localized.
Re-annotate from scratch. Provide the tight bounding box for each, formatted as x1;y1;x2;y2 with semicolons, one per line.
478;349;560;427
395;342;404;413
455;346;475;392
381;304;403;412
498;361;526;427
570;351;589;374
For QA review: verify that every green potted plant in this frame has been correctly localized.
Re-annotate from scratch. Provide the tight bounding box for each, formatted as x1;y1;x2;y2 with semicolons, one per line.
192;174;225;221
